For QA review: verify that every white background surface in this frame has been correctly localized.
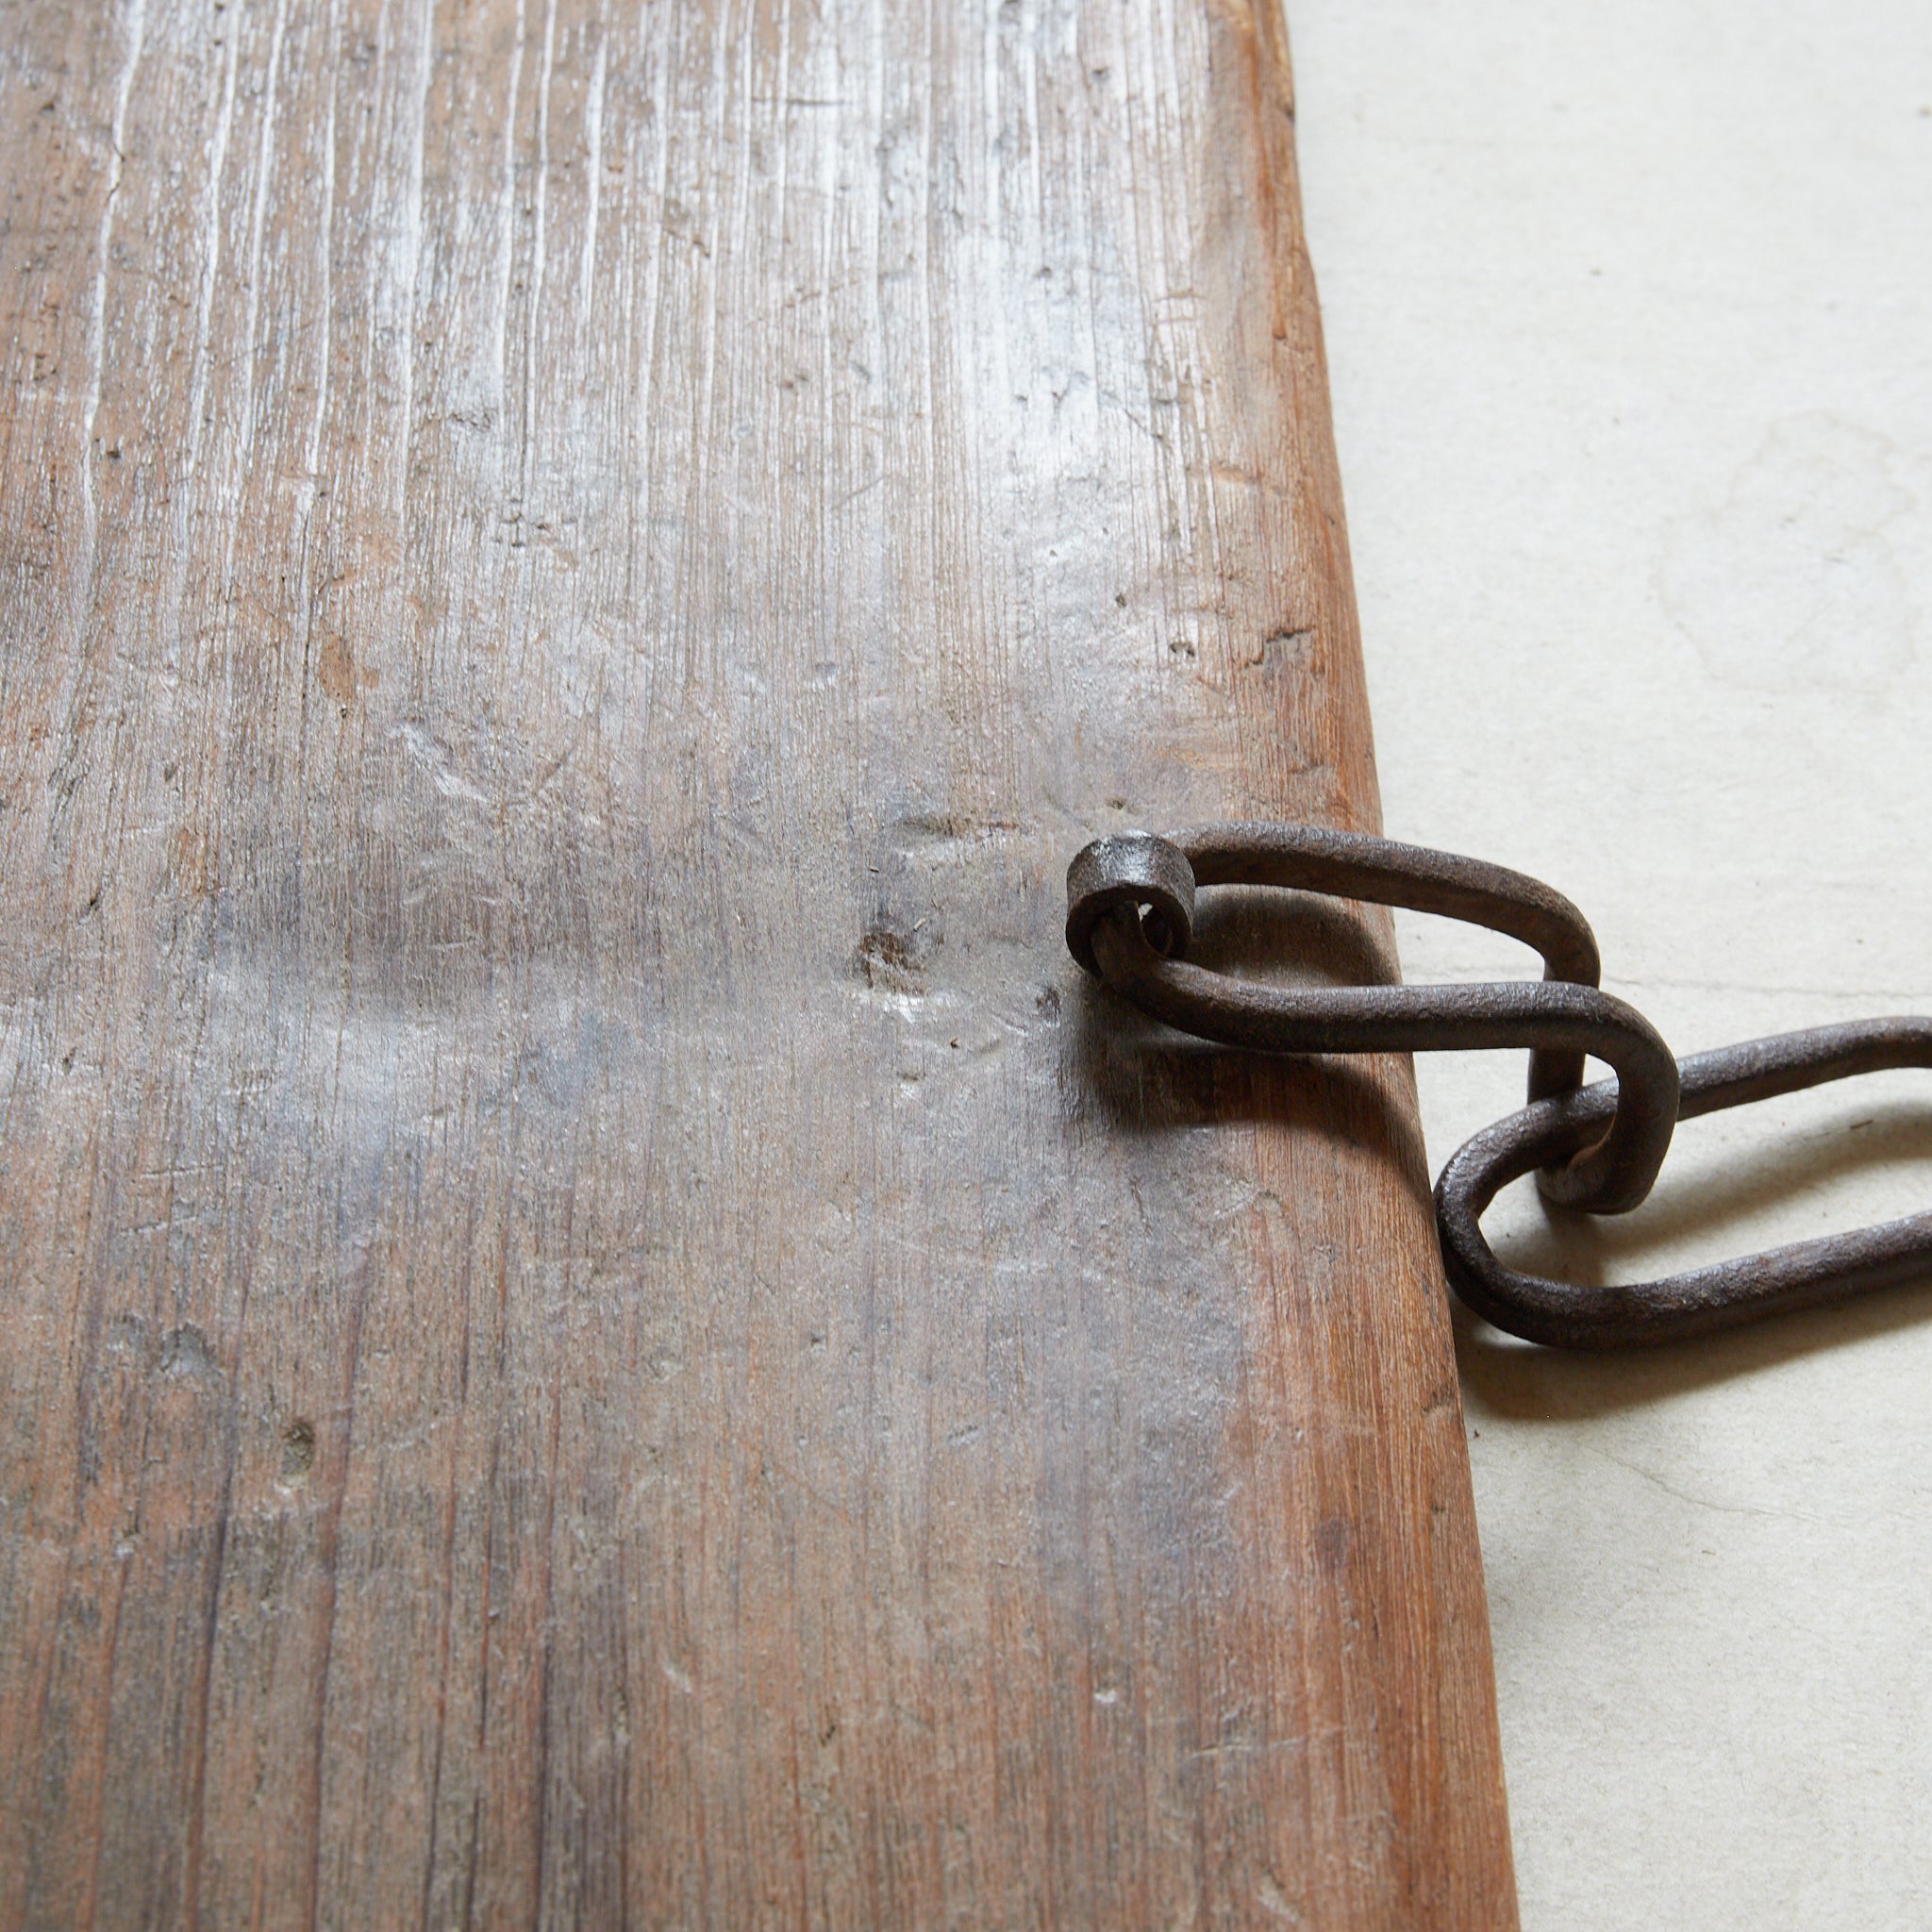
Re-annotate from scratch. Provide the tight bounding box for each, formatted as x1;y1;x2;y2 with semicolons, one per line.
1291;5;1932;1925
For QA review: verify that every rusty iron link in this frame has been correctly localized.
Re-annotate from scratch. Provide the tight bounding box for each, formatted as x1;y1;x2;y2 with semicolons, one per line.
1066;824;1932;1350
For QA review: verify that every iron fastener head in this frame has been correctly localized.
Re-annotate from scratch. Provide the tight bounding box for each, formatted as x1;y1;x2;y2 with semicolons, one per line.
1065;832;1196;977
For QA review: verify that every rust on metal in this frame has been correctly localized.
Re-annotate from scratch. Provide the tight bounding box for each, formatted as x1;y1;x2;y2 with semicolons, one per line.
1067;824;1932;1350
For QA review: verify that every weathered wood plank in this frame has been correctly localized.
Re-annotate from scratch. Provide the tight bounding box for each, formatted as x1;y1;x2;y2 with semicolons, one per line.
0;0;1516;1924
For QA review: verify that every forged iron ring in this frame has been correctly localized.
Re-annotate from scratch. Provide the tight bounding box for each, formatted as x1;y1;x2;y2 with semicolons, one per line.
1435;1019;1932;1349
1065;824;1679;1215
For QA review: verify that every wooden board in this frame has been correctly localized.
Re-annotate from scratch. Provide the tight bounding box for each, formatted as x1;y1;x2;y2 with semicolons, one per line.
0;0;1517;1924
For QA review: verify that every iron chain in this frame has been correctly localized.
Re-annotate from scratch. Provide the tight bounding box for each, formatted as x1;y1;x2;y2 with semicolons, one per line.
1066;824;1932;1350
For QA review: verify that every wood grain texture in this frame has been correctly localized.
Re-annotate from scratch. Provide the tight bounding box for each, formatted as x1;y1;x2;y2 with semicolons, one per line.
0;0;1517;1924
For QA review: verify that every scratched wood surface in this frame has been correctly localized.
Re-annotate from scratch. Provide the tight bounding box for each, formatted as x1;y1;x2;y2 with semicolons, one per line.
0;1;1516;1925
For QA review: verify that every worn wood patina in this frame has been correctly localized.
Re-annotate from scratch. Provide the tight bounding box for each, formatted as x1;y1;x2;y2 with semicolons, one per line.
0;0;1516;1924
